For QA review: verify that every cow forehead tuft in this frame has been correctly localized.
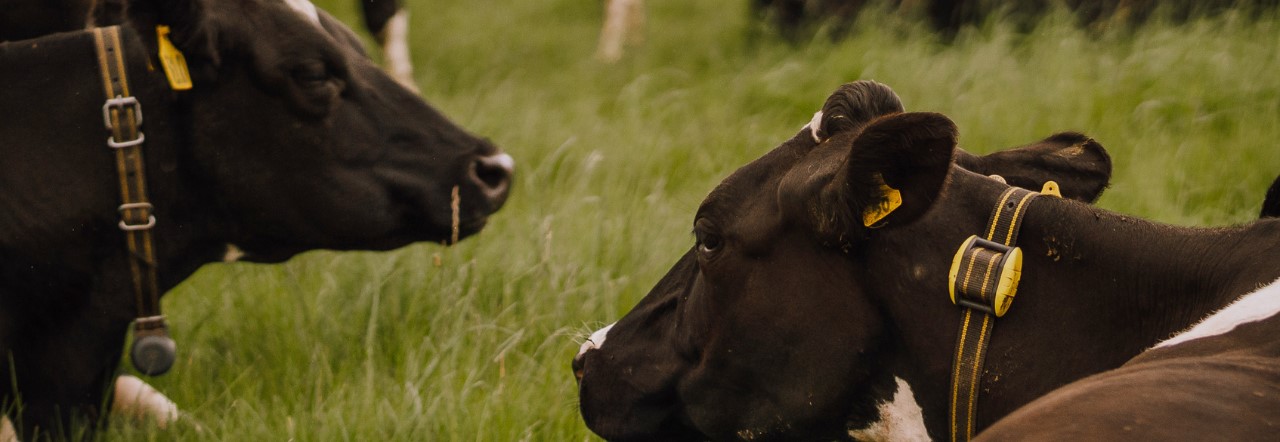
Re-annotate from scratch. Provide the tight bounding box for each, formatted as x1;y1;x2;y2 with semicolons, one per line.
282;0;322;26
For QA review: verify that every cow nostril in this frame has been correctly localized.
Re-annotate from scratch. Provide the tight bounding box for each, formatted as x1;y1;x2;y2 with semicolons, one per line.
472;153;514;196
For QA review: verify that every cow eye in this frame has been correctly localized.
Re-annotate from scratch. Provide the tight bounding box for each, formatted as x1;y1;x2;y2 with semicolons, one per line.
292;61;333;88
694;220;722;255
698;233;722;254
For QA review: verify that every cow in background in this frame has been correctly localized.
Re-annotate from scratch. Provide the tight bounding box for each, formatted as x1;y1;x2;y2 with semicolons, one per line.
0;0;512;438
597;0;645;61
355;0;419;91
0;0;420;90
572;80;1280;440
753;0;1280;40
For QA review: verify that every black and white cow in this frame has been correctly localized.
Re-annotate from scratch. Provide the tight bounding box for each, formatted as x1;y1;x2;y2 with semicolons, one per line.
572;80;1279;440
0;0;419;90
977;278;1280;441
0;0;511;438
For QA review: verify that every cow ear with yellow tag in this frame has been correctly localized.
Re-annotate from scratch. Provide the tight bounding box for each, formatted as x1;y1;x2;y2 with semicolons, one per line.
837;112;957;231
129;0;220;78
862;175;902;228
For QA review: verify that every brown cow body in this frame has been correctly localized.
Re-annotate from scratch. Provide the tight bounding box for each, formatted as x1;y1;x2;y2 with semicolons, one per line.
978;280;1280;441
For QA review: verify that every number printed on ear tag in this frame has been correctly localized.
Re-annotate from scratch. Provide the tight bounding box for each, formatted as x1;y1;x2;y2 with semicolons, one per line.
863;177;903;227
156;26;193;91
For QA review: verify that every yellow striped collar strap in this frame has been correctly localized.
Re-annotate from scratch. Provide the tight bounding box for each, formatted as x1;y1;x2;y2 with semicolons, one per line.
93;26;177;377
945;184;1052;441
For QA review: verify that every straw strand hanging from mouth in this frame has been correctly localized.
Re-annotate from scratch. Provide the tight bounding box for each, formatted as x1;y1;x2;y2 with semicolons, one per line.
450;185;461;246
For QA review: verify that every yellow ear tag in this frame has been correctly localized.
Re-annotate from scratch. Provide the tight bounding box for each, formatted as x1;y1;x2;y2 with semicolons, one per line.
1040;180;1062;198
156;25;193;91
863;179;903;227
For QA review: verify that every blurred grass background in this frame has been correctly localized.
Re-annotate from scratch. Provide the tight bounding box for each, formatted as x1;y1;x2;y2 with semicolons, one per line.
107;0;1279;440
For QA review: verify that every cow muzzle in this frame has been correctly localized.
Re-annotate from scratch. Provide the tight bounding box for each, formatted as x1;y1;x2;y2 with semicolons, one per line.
470;152;514;208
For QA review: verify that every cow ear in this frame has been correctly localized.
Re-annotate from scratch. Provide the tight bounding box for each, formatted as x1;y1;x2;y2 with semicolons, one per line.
953;133;1111;202
833;112;957;231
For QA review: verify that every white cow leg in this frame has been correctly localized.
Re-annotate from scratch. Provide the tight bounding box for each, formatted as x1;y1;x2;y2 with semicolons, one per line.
0;376;180;442
0;415;14;442
112;375;180;429
596;0;629;62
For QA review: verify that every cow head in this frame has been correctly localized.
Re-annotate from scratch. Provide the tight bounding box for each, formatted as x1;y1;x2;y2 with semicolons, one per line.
128;0;512;261
572;81;1110;441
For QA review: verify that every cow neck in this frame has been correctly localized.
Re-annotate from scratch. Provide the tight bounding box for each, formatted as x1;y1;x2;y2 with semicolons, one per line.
874;169;1280;439
944;185;1043;442
93;25;176;377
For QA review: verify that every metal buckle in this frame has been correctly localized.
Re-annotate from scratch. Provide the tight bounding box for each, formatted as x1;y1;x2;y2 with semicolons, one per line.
134;315;168;332
108;131;146;149
118;202;157;231
102;96;143;129
103;96;145;149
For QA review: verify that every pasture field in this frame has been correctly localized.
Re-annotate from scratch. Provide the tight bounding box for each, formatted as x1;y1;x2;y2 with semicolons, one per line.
104;1;1280;440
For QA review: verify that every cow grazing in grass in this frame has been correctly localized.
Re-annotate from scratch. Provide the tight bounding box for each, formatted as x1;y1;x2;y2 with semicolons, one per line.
977;278;1280;441
0;0;512;438
572;80;1280;441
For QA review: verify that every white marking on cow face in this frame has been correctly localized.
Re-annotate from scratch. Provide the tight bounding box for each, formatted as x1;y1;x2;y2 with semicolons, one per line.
223;244;245;263
577;322;616;358
282;0;321;26
1156;277;1280;349
804;110;825;143
848;377;929;442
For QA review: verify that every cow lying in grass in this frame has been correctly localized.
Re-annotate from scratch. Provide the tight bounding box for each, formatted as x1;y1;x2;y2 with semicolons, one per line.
975;276;1280;441
572;80;1279;440
977;172;1280;440
0;0;511;438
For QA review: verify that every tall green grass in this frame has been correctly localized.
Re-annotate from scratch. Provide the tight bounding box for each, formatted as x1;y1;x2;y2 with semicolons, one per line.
105;1;1280;440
